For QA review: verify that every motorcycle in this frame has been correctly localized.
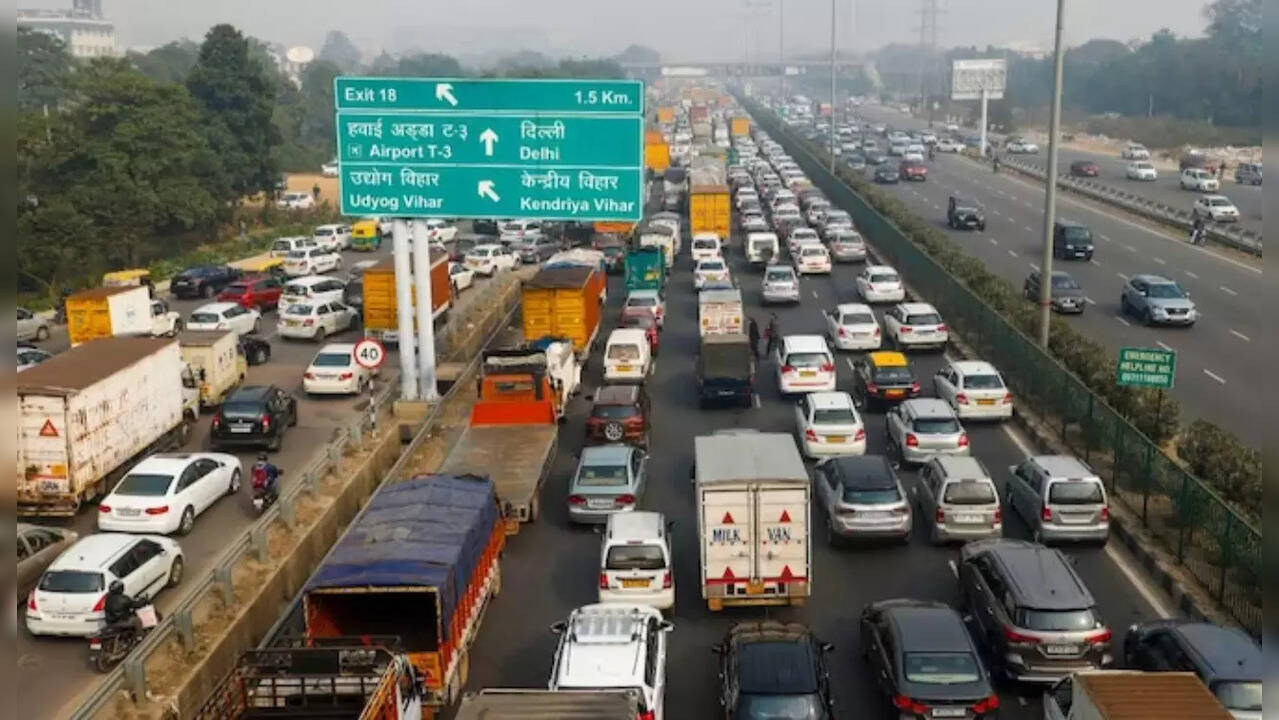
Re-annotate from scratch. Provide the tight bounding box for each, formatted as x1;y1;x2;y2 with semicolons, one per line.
250;469;283;515
88;603;159;673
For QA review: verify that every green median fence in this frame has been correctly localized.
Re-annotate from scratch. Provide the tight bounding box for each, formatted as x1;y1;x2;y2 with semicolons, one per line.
740;98;1261;638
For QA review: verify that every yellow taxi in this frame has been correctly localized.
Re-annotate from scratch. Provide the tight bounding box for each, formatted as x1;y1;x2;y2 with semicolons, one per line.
852;351;921;409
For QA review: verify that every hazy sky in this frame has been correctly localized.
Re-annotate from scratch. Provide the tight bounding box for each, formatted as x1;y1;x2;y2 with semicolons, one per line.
25;0;1211;60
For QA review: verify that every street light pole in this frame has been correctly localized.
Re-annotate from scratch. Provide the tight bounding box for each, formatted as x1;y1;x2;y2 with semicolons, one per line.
829;0;837;173
1038;0;1067;348
779;0;785;100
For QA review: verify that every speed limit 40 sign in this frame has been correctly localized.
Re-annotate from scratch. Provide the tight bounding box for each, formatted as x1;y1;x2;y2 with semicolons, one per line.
353;338;387;370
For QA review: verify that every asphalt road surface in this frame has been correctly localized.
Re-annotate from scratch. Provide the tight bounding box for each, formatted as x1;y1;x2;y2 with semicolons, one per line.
449;217;1175;719
17;235;511;720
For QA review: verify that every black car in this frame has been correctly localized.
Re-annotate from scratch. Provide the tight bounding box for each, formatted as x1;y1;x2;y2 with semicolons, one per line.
696;334;754;408
238;335;272;366
210;384;297;451
1052;220;1095;260
873;165;900;184
343;276;364;310
866;151;889;166
472;218;499;235
170;265;241;299
1024;270;1085;314
449;236;481;262
715;621;835;720
1123;620;1262;717
947;195;987;231
860;599;1000;719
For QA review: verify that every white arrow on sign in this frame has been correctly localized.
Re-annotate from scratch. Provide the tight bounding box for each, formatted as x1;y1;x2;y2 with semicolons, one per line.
479;128;499;156
477;180;500;202
435;82;458;107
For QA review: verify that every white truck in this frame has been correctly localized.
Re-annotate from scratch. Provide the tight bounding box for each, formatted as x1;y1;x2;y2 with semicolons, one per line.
18;336;199;516
698;288;744;337
1044;671;1232;720
694;430;810;611
178;330;246;410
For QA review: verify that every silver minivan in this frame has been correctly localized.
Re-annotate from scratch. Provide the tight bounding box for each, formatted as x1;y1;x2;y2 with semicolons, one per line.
915;456;1002;544
1006;455;1110;544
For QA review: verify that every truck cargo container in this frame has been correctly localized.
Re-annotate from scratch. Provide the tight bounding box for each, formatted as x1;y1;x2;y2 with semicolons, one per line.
637;227;676;269
178;330;246;410
594;221;635;236
18;336;198;516
65;285;181;346
656;106;676;124
689;155;730;239
694;430;810;611
304;474;506;713
457;689;642;720
522;266;604;357
438;364;559;529
730;116;751;136
625;248;666;293
361;249;452;345
645;140;670;177
690;105;710;123
692;121;712;141
1045;671;1232;720
698;288;744;337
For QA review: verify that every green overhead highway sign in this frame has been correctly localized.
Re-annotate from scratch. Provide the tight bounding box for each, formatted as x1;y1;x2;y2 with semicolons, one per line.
334;76;645;221
1116;347;1177;389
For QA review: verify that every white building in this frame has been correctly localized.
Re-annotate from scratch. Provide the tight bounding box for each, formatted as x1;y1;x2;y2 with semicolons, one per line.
18;1;117;59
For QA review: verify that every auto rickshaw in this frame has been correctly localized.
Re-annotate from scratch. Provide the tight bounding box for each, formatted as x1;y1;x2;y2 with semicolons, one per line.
350;219;383;251
230;256;287;279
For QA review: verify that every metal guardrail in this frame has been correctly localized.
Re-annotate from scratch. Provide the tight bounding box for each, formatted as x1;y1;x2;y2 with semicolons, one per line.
67;275;523;719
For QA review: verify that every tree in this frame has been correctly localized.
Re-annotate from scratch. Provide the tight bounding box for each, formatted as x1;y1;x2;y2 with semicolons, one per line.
18;27;74;112
386;53;463;77
318;30;363;72
186;24;281;202
129;40;200;84
615;44;660;65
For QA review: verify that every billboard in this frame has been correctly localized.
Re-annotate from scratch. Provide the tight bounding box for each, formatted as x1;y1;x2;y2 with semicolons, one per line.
951;59;1006;100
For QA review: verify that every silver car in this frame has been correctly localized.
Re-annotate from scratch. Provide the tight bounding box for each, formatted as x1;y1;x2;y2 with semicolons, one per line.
885;398;970;466
17;307;50;342
814;455;912;545
761;265;801;304
915;456;1002;544
1120;274;1197;326
1007;455;1110;544
826;230;867;262
566;445;648;524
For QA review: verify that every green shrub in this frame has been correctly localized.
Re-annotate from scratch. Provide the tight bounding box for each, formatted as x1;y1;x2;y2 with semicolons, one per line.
1178;420;1262;512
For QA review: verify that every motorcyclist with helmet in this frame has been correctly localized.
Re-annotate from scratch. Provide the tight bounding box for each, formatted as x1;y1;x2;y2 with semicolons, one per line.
251;453;280;501
103;580;145;637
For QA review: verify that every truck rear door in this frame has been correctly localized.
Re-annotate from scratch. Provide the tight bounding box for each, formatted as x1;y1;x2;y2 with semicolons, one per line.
701;487;753;591
755;485;809;593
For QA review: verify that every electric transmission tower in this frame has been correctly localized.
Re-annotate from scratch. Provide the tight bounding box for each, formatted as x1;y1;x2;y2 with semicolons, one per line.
915;0;942;126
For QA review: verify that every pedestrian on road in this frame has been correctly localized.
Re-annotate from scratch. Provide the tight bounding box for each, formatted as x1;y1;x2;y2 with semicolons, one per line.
238;218;248;242
747;317;761;359
1216;164;1224;180
765;313;781;358
312;183;321;200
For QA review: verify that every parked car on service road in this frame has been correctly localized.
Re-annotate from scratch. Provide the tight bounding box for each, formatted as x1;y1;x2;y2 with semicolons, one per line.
277;191;315;210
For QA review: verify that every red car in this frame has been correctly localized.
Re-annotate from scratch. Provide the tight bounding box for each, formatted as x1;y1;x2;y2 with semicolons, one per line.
899;160;928;181
216;274;284;311
619;314;660;355
1070;160;1100;177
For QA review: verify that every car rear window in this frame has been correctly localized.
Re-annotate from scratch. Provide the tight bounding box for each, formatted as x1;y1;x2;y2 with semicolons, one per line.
693;239;717;249
840;312;875;325
626;296;657;308
577;464;628;486
872;366;914;384
699;261;726;271
315;227;334;236
801;247;826;256
842;486;901;504
963;374;1004;390
1212;681;1262;712
607;344;642;361
605;544;666;571
913;417;960;434
189;312;219;323
312;352;352;367
283;284;309;296
905;313;941;325
287;250;307;259
39;570;104;593
813;408;857;425
736;642;819;694
765;270;793;282
943;480;997;505
1016;607;1098;632
785;352;828;368
222;284;249;295
903;653;981;684
113;473;173;496
870;273;899;284
285;304;314;316
1048;480;1104;504
592;404;637;420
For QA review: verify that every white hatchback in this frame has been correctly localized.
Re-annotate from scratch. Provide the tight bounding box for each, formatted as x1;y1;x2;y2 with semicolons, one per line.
277;301;358;341
775;335;837;394
693;258;730;290
187;302;260;336
884;302;948;350
856;265;906;303
1125;162;1158;181
98;452;242;535
598;512;674;612
933;360;1013;420
794;391;867;458
421;218;458;243
284;246;341;276
281;276;346;308
303;343;371;395
1179;168;1220;192
270;236;315;258
464;244;518;276
823;303;882;350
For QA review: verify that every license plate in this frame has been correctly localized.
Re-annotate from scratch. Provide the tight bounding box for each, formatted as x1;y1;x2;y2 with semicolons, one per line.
230;425;253;433
932;708;966;718
621;578;650;589
1059;514;1092;524
800;371;816;378
825;435;846;443
885;389;904;398
955;514;982;524
51;613;76;621
40;479;63;493
117;508;141;517
616;365;632;372
858;511;887;520
746;581;765;595
1045;644;1080;655
588;499;612;509
286;320;299;327
977;399;995;406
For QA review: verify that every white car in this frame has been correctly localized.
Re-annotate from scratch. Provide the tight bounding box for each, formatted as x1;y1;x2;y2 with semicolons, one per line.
26;533;184;637
935;138;964;153
903;145;926;162
311;224;350;251
464;244;518;276
281;276;347;308
856;265;906;303
18;345;54;372
690;233;722;263
421;218;458;243
693;258;730;290
1005;139;1039;154
884;302;948;350
498;219;543;244
320;160;339;177
622;290;665;327
786;227;820;255
741;215;769;233
805;202;831;226
735;188;759;210
932;360;1013;421
1121;143;1150;160
277;191;315;210
186;302;260;336
269;236;315;258
1179;168;1220;192
1125;162;1158;181
823;303;881;351
793;243;832;274
448;262;475;292
303;343;372;395
794;391;867;458
549;604;669;720
774;334;837;394
1192;194;1239;222
98;452;242;535
920;132;938;144
284;246;341;276
277;301;358;341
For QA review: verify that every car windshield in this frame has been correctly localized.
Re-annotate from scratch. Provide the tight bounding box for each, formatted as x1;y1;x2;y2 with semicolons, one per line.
913;417;960;434
786;352;828;369
607;344;642;361
963;374;1004;389
188;312;220;323
735;694;825;720
905;313;941;325
1016;608;1098;632
315;228;334;236
1209;198;1232;207
812;408;856;425
287;250;308;259
1212;681;1262;712
114;473;175;496
1048;480;1105;504
312;352;352;367
842;485;901;504
801;247;826;257
1051;275;1080;290
693;239;718;249
576;463;628;486
870;273;899;284
272;240;292;251
873;366;914;383
1134;162;1153;170
222;283;249;295
737;642;819;695
592;404;637;420
39;570;104;593
1145;283;1186;299
944;480;997;504
1063;227;1092;242
766;270;794;283
626;297;657;308
285;305;314;316
904;653;982;684
605;544;666;570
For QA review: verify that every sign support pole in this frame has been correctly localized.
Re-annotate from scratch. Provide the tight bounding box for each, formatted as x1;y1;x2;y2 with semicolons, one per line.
1038;0;1068;348
979;87;988;158
410;220;439;402
392;219;419;400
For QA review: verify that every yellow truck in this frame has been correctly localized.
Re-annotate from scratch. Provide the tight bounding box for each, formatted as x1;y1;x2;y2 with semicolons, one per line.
361;250;452;345
730;116;751;136
656;106;676;124
178;330;246;410
66;286;182;346
645;140;671;177
688;155;731;239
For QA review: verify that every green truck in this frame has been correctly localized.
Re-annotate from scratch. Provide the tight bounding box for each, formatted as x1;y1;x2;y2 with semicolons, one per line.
625;247;666;293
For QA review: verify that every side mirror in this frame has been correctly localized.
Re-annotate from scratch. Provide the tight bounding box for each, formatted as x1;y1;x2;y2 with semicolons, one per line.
549;621;567;635
659;620;674;632
820;641;834;653
665;519;675;531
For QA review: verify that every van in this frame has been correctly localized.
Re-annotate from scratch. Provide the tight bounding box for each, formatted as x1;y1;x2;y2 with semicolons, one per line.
1007;455;1109;544
915;456;1002;544
774;335;836;394
746;232;779;266
1234;161;1262;186
1052;221;1095;260
598;511;674;612
604;328;653;384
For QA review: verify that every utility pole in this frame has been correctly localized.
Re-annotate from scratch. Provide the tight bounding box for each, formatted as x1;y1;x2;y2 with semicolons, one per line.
779;0;786;100
915;0;941;125
829;0;837;173
1038;0;1068;348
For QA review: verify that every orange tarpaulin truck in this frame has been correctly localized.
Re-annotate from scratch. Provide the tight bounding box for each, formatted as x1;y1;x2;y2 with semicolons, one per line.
361;249;452;345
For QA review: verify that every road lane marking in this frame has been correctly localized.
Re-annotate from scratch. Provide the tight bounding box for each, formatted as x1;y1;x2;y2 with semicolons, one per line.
1123;244;1137;252
1155;341;1174;352
752;394;761;408
1204;369;1226;384
947;560;958;578
1116;272;1128;280
989;237;999;245
845;357;858;372
1024;225;1035;233
1099;234;1111;242
1115;315;1131;326
1084;297;1096;304
1219;286;1237;296
992;209;1001;216
1183;270;1198;279
1029;262;1039;271
1008;217;1017;223
1229;329;1250;342
1153;257;1166;265
811;290;819;299
1089;258;1101;266
1007;249;1017;258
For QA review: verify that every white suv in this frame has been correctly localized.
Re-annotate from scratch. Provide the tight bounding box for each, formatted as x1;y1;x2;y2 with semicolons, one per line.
550;604;671;719
1179;168;1220;192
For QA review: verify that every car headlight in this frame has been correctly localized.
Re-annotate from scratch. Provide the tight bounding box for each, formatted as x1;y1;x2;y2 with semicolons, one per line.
1151;307;1168;316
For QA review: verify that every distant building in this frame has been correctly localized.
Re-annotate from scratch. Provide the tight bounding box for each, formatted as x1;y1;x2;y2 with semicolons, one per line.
18;0;117;59
996;41;1049;59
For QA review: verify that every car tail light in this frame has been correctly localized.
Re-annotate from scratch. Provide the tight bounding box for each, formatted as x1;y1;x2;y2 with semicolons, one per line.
1002;392;1013;404
303;319;315;326
820;361;834;372
98;504;111;513
1042;506;1053;522
955;393;969;405
662;571;672;589
911;381;921;394
1003;626;1040;644
304;372;316;380
993;506;1002;523
145;506;169;515
837;327;847;337
972;694;1000;713
599;573;609;590
92;593;107;612
616;494;636;506
1086;628;1112;645
905;433;919;447
873;327;881;336
261;414;271;431
1100;506;1110;521
854;428;866;441
865;382;879;394
339;372;354;380
568;495;586;506
781;364;795;374
936;324;947;332
958;434;969;448
28;591;37;612
936;508;945;523
892;695;929;714
639;711;656;720
804;429;819;442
